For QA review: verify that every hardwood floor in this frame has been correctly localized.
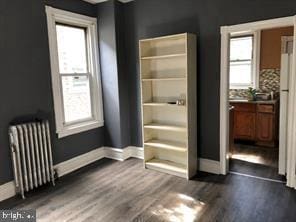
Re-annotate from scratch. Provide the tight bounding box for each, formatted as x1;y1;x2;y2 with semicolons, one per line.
230;143;284;181
0;158;295;222
231;142;279;167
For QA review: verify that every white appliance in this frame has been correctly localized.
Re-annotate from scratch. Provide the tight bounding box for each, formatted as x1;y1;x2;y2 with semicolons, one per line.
279;37;293;175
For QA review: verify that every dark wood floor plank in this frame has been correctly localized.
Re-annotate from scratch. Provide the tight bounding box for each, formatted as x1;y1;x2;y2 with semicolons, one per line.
0;158;295;222
230;143;284;180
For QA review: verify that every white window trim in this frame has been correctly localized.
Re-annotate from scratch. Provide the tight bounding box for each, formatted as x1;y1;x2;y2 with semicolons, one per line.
229;31;260;89
45;6;104;138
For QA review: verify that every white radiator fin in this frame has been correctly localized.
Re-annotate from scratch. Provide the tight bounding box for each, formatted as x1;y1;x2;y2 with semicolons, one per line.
9;120;55;199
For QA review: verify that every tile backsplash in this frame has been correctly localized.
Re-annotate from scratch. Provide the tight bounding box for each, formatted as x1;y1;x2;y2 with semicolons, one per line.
259;69;280;93
229;68;280;99
229;89;250;98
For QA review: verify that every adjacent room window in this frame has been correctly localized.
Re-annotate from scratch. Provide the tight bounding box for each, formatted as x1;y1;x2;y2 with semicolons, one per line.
46;7;104;138
229;35;256;89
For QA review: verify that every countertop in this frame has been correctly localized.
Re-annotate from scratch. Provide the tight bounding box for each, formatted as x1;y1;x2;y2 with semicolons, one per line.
229;99;278;104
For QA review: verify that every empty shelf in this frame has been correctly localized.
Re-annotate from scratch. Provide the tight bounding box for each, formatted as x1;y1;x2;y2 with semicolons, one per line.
143;102;185;107
141;77;186;82
144;139;187;152
139;33;186;43
141;53;186;60
144;123;187;132
146;159;187;178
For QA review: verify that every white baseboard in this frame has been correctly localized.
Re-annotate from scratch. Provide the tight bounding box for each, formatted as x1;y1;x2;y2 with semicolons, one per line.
104;146;144;161
0;146;219;202
199;158;221;175
0;146;142;202
129;146;144;159
54;147;106;177
56;146;143;177
104;147;129;161
0;181;16;202
104;147;220;174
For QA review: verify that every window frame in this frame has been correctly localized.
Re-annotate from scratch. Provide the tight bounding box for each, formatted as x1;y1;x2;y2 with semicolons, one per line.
46;6;104;138
229;31;260;89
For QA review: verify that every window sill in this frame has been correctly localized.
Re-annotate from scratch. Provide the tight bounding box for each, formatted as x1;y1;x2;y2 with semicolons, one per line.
57;120;104;138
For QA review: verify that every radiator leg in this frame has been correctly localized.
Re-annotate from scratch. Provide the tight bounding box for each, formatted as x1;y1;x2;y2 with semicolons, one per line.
46;121;55;187
21;192;25;200
10;127;25;199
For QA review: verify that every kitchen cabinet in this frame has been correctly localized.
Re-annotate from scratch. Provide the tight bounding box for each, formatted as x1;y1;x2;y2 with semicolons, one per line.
230;101;278;147
229;106;235;154
233;111;256;140
256;104;278;147
256;113;274;142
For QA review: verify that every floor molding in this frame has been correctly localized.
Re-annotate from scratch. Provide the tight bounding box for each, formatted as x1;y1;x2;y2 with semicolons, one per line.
0;181;16;202
56;146;144;176
199;158;221;174
104;147;221;175
129;146;144;159
0;146;218;202
55;147;106;177
104;147;220;175
0;146;142;202
229;171;286;183
104;146;144;161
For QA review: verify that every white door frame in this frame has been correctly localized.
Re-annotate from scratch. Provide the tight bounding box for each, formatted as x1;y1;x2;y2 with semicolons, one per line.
220;16;296;188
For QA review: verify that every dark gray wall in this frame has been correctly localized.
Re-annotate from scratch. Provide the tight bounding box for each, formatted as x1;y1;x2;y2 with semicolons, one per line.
97;0;130;148
0;0;104;185
115;1;131;148
97;0;122;148
1;0;296;186
45;0;97;16
123;0;296;161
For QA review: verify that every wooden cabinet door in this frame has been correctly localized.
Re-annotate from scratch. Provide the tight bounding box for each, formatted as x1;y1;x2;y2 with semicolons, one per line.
233;111;256;140
256;113;274;142
229;107;235;153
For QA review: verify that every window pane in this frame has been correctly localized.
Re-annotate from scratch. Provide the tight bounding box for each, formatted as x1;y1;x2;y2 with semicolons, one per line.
62;75;92;123
56;24;88;74
230;61;252;85
230;36;253;61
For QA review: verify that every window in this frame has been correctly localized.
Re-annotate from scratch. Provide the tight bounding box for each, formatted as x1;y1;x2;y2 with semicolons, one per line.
229;35;258;89
46;7;103;138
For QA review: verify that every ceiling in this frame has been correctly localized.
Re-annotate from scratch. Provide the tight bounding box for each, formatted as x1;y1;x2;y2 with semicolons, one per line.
83;0;134;4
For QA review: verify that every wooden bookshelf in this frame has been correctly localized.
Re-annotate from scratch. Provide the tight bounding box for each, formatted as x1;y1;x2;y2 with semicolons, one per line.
139;33;197;179
144;123;187;132
141;53;186;60
143;102;186;107
145;159;187;178
141;77;186;82
144;139;187;152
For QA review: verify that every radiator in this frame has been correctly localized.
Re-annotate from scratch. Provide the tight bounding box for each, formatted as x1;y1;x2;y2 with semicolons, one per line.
9;120;55;199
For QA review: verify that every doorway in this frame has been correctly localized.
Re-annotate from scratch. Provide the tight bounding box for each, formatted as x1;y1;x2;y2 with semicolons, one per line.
220;16;296;187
